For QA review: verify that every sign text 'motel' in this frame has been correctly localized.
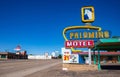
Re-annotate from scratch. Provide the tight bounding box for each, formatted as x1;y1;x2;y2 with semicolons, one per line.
65;40;94;48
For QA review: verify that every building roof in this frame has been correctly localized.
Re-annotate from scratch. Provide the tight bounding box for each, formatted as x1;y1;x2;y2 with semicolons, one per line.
0;52;8;54
73;52;120;56
0;52;16;55
92;38;120;50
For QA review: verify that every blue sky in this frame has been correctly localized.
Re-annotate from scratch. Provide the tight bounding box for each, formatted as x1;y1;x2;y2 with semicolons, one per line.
0;0;120;54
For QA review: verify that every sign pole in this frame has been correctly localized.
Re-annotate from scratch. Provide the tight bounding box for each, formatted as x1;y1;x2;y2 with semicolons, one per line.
118;56;120;63
93;50;96;64
88;48;91;65
98;49;101;70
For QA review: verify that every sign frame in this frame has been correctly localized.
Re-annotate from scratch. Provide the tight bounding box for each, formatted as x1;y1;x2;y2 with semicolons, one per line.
81;6;95;23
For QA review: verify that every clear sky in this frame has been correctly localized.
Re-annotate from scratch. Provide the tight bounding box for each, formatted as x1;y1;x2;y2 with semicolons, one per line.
0;0;120;55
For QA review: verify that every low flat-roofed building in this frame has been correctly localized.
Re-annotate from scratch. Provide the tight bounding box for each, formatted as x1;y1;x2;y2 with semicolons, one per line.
73;51;120;63
0;51;28;59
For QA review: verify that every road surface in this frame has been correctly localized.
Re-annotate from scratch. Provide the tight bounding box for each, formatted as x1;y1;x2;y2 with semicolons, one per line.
0;59;62;77
1;60;120;77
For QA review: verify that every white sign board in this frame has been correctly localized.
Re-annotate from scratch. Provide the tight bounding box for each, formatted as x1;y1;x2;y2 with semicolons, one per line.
62;48;71;63
69;54;79;63
62;48;79;63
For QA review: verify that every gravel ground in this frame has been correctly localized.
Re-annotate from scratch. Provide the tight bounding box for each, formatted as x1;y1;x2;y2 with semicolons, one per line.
0;59;120;77
26;64;120;77
0;59;62;77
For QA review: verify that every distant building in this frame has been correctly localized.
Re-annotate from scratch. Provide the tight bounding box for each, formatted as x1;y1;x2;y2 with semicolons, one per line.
0;51;28;59
51;51;59;59
28;55;51;59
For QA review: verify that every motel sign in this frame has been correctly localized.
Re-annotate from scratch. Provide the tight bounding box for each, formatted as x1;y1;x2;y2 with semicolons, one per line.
65;40;94;48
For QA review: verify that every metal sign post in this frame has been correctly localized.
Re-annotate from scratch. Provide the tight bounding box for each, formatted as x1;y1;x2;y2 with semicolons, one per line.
88;48;91;65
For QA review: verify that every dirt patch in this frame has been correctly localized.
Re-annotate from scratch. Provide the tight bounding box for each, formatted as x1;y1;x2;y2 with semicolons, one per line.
26;64;120;77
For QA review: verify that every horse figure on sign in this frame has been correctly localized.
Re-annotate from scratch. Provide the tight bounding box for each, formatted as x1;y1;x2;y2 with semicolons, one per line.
84;9;92;20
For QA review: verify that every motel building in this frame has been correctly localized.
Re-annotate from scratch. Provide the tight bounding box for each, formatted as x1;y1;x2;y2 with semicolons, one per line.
73;38;120;64
62;38;120;71
62;6;120;71
65;38;120;64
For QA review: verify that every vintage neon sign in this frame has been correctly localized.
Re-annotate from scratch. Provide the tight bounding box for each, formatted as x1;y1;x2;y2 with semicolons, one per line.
63;25;110;52
62;6;110;52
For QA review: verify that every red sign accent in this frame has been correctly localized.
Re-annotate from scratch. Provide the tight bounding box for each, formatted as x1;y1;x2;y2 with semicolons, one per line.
65;40;94;48
15;45;21;51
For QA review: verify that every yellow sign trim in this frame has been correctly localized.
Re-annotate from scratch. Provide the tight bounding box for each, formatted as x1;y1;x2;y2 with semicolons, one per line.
81;6;95;23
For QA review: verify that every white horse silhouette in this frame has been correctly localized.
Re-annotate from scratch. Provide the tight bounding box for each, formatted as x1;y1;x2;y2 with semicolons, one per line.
84;9;92;20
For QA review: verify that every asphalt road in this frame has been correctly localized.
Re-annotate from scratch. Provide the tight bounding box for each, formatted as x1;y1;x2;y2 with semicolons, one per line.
0;59;62;77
